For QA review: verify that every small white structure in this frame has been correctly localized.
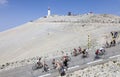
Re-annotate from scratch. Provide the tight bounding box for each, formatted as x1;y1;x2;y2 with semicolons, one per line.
47;7;51;17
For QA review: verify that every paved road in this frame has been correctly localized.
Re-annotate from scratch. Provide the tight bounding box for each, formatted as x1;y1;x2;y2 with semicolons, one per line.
0;45;120;77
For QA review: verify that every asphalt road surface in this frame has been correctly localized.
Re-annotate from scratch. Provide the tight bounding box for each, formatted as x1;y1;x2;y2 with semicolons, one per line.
0;44;120;77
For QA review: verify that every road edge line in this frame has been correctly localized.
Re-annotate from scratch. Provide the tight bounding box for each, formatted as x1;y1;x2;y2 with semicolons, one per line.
68;65;79;70
38;73;51;77
87;59;103;65
109;55;120;59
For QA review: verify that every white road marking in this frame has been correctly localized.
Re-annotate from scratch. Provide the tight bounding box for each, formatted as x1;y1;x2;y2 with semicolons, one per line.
38;54;120;77
87;59;103;65
109;55;120;59
68;65;79;70
38;73;51;77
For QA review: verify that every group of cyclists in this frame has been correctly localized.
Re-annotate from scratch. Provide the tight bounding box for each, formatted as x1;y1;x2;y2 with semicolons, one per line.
34;54;69;76
32;31;118;76
33;46;108;76
33;44;116;76
34;57;49;72
72;47;89;58
33;47;94;76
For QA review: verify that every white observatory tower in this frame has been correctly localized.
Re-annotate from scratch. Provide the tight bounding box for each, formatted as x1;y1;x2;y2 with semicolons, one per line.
47;7;51;17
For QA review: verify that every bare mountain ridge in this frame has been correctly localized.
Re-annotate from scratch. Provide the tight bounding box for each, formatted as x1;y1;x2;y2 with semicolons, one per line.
1;14;120;34
35;14;120;23
0;14;120;65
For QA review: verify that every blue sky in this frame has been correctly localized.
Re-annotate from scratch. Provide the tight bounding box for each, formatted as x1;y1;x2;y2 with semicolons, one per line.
0;0;120;32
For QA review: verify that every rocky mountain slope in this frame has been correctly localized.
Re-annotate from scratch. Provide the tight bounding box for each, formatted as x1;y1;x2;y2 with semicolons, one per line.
0;14;120;65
